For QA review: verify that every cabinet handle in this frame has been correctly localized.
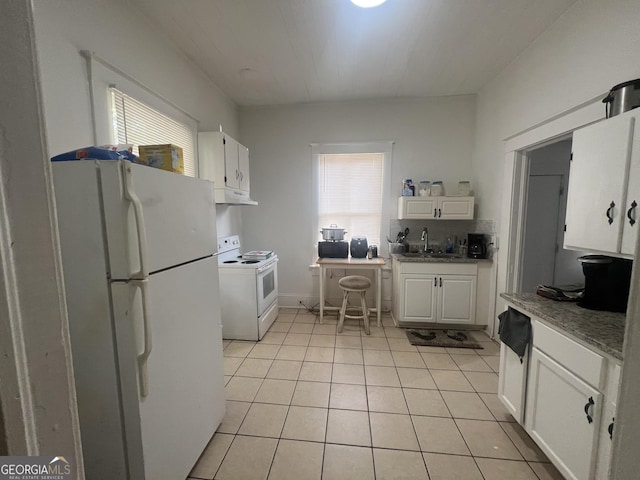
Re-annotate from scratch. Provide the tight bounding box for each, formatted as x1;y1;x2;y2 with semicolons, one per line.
434;208;437;218
439;277;442;287
608;417;615;440
606;201;615;225
434;278;437;287
438;208;442;218
627;201;637;226
584;396;595;424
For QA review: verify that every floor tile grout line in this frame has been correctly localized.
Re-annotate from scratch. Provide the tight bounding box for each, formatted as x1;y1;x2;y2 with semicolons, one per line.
217;314;550;479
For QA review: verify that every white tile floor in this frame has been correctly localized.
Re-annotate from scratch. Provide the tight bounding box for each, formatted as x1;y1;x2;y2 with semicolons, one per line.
187;309;565;480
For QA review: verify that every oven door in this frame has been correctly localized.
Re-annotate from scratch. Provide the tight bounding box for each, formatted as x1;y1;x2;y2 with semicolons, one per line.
256;258;278;317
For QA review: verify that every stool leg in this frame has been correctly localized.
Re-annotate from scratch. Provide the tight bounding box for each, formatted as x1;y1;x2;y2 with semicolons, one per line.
338;290;349;333
360;291;370;335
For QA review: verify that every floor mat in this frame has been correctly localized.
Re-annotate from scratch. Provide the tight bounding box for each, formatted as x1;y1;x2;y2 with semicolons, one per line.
405;329;483;349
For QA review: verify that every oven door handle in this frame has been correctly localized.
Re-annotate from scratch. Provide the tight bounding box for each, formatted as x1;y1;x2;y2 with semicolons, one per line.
257;258;278;274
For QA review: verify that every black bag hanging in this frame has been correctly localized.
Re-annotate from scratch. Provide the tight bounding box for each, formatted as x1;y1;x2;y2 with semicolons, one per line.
498;307;531;363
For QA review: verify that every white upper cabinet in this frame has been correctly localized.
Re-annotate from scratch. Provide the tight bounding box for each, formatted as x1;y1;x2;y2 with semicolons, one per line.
398;196;474;220
565;110;639;255
198;131;256;205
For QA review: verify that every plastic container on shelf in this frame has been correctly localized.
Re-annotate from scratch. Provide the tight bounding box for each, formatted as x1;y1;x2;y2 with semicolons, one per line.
402;179;414;196
431;181;444;196
458;181;471;196
418;181;431;196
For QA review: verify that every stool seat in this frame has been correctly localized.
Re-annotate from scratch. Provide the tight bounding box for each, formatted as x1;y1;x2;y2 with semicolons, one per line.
339;275;372;290
337;275;371;335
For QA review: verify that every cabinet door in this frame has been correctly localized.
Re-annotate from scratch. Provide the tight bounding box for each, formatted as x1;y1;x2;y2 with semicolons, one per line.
621;114;640;255
398;197;437;219
525;347;601;480
237;144;250;193
223;136;240;189
498;342;528;424
565;115;634;253
438;197;474;219
400;275;437;322
438;274;476;324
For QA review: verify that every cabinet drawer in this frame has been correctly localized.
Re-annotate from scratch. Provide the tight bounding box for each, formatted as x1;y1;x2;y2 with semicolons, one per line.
399;262;477;275
533;321;604;388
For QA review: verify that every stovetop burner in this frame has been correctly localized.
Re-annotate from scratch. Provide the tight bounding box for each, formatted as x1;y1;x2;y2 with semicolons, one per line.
217;234;278;270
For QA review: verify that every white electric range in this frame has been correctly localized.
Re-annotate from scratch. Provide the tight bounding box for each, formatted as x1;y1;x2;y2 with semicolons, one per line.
217;235;279;340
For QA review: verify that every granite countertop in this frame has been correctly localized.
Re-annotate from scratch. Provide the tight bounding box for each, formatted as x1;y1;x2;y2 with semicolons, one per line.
501;293;625;361
391;253;492;264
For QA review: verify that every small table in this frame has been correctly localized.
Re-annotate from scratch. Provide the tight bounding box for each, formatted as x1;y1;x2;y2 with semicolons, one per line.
316;257;386;326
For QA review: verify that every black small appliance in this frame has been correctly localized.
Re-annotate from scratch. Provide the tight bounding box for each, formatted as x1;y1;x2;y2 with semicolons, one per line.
350;237;368;258
578;255;632;313
318;241;348;258
467;233;487;259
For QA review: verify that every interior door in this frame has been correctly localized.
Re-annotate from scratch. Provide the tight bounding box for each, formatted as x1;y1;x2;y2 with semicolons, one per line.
521;175;562;292
112;256;225;480
100;161;218;279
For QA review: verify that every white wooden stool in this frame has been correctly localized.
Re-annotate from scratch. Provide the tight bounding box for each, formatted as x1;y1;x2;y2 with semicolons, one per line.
337;275;371;335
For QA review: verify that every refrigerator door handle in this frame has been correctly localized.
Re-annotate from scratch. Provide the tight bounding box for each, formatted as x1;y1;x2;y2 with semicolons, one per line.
122;162;149;279
132;278;152;397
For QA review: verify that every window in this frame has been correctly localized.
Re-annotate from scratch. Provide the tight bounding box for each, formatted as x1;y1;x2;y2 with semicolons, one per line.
82;51;199;177
318;152;384;245
110;88;197;177
312;142;393;255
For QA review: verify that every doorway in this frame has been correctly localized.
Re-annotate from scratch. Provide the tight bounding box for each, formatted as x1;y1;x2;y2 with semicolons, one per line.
520;140;588;292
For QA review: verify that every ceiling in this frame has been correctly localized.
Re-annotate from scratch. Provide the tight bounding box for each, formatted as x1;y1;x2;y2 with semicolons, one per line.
128;0;577;107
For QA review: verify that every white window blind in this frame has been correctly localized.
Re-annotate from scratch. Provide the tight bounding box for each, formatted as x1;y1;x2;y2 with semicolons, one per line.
318;152;384;246
110;88;197;177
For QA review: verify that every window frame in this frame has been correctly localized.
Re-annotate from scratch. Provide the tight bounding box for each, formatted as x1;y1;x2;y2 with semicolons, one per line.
311;141;393;259
84;52;199;176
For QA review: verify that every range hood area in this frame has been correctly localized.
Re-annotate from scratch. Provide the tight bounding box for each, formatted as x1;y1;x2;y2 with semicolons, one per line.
215;187;258;205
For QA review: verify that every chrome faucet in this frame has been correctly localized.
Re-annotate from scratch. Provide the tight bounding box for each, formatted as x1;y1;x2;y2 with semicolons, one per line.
421;227;430;253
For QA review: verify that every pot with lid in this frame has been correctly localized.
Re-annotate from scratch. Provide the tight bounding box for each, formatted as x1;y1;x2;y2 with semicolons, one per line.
321;224;347;241
602;79;640;118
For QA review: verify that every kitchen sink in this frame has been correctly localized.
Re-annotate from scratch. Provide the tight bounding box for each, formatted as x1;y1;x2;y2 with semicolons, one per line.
401;252;464;259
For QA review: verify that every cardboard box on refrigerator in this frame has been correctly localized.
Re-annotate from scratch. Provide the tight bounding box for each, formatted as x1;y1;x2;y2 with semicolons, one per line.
137;144;184;174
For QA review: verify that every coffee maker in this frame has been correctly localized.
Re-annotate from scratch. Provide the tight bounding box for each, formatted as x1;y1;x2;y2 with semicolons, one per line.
578;255;632;312
467;233;487;259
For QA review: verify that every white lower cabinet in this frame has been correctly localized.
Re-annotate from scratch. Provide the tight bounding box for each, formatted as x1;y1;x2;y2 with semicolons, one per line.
525;347;601;480
498;342;528;424
393;262;477;325
498;302;620;480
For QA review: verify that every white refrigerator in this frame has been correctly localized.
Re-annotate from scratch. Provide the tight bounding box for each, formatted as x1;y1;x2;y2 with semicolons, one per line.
52;160;225;480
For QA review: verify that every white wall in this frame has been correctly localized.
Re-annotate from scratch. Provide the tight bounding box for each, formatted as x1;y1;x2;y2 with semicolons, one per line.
472;0;640;225
0;0;83;470
239;96;476;306
471;1;640;477
31;0;242;236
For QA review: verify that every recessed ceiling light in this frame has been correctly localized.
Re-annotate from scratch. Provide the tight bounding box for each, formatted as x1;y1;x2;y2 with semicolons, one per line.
350;0;387;8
